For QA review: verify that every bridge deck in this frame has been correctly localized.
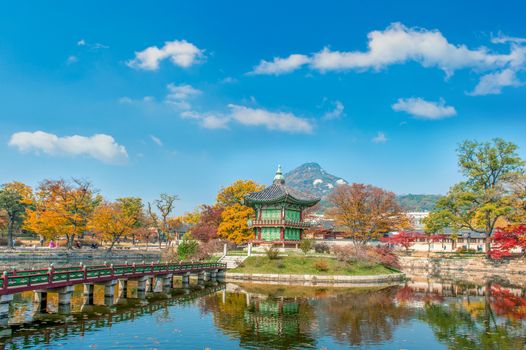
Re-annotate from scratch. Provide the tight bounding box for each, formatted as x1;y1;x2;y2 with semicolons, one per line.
0;262;226;295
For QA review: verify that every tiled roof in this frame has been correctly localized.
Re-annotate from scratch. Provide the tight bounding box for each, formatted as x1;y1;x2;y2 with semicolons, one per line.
245;182;320;206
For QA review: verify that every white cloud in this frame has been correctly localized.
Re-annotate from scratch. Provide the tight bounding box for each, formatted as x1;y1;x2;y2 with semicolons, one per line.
9;131;128;164
250;23;526;94
150;135;163;146
118;96;155;104
77;39;86;46
392;97;457;119
164;83;201;110
323;100;345;120
250;54;310;75
127;40;204;71
77;39;108;50
180;104;313;133
372;132;387;144
469;69;522;95
66;55;78;64
227;104;313;133
311;23;524;75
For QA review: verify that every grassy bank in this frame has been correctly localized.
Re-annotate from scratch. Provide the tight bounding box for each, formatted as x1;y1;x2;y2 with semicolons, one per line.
231;256;397;276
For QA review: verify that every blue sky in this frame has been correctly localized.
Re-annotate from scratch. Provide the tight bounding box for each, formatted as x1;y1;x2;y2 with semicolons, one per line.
1;1;525;214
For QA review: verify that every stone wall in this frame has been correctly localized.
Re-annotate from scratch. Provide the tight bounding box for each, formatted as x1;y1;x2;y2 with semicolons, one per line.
399;256;526;275
226;272;405;285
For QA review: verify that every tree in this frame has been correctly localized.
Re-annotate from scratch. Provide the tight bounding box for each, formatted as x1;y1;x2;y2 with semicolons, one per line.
381;232;418;253
191;205;223;242
117;197;145;245
215;179;263;244
26;179;98;249
0;183;30;248
177;234;198;260
148;193;179;249
217;203;255;244
325;183;409;246
216;180;264;207
425;139;525;253
90;201;135;251
488;225;526;259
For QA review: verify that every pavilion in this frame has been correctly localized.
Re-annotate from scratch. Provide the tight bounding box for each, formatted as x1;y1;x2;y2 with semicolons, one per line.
244;165;320;246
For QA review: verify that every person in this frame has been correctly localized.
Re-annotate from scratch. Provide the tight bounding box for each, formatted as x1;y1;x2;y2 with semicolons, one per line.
49;240;55;248
75;240;81;249
39;235;44;247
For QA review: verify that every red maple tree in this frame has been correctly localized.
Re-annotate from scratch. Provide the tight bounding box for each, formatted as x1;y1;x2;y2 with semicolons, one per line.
488;225;526;259
381;231;419;252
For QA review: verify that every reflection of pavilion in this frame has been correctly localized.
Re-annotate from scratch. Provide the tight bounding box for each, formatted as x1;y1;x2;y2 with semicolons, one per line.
244;298;300;336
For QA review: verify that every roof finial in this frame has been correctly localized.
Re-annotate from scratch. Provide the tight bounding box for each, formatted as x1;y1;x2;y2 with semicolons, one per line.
274;164;285;184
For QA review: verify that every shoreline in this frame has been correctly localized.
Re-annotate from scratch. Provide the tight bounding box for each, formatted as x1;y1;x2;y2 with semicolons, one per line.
225;271;406;284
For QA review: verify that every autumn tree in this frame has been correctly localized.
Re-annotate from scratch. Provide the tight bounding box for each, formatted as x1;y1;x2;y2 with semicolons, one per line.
26;179;98;249
117;197;145;245
191;205;223;242
148;193;178;249
0;182;32;248
425;138;525;253
488;225;526;259
216;180;263;244
326;183;408;247
89;201;135;251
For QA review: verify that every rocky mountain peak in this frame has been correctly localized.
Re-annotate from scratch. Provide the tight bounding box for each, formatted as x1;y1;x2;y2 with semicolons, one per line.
284;162;348;199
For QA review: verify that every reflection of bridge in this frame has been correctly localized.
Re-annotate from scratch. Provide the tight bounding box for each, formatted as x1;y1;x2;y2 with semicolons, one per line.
3;284;225;347
0;262;226;325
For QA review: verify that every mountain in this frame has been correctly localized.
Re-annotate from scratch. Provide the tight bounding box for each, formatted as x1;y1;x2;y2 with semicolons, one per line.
284;162;348;199
396;194;442;212
284;162;442;212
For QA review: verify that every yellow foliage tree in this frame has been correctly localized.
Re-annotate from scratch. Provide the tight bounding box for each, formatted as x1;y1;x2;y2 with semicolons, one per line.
217;180;264;207
217;203;255;244
89;201;135;251
215;179;263;244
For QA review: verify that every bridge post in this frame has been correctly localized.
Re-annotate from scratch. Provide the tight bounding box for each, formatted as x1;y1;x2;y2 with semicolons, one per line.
0;294;13;327
210;269;218;280
217;269;226;281
197;271;205;283
182;272;190;286
146;277;154;293
135;276;148;294
104;280;118;306
83;284;94;305
56;286;74;313
33;290;48;312
162;274;173;290
118;279;128;298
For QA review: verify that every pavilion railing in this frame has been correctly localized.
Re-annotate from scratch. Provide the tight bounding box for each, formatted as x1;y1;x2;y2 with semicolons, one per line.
248;219;311;228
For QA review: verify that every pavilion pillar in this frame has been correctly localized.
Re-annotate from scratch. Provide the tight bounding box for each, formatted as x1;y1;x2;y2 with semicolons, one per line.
280;227;284;241
83;284;94;305
0;294;13;327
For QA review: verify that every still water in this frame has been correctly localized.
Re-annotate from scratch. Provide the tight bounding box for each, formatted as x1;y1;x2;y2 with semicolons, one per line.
1;276;526;349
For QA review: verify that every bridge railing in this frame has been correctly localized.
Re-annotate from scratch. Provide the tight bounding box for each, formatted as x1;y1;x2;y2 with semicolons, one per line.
1;262;225;294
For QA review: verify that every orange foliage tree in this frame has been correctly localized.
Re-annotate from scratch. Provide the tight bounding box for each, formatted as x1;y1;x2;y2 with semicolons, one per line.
89;201;135;251
26;179;98;249
326;183;409;246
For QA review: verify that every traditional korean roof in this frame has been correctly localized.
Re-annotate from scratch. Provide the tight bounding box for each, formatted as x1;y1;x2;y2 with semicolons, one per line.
244;165;321;206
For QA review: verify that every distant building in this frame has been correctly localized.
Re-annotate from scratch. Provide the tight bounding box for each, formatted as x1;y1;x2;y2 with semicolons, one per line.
406;212;429;230
245;165;320;245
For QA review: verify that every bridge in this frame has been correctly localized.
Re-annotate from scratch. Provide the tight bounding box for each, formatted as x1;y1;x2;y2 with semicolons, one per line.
0;261;226;326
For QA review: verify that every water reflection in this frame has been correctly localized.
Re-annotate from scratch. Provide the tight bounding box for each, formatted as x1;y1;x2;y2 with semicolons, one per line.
1;278;526;349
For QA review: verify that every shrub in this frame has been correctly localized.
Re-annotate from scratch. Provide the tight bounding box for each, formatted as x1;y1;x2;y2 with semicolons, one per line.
331;244;400;269
371;246;400;269
276;260;285;269
265;247;280;260
177;236;199;260
314;260;329;272
194;239;224;260
314;242;330;254
299;239;314;255
456;246;476;254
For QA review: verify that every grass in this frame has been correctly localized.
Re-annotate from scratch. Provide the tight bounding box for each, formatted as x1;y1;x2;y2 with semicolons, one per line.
231;256;397;276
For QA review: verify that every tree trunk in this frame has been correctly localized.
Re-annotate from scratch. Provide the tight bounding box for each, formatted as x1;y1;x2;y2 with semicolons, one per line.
158;230;162;250
67;234;75;250
7;221;14;249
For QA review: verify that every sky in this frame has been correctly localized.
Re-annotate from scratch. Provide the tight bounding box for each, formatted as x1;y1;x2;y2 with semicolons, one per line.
1;1;525;214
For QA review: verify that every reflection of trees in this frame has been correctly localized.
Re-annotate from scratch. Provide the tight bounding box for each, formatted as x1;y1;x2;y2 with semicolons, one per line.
317;287;413;346
199;292;316;349
418;283;526;350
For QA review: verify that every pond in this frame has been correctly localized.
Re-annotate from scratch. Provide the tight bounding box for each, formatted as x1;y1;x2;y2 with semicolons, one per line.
1;276;525;349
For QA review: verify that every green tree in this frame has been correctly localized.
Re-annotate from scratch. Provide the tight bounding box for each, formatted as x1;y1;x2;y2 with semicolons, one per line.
425;138;525;253
0;185;28;248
